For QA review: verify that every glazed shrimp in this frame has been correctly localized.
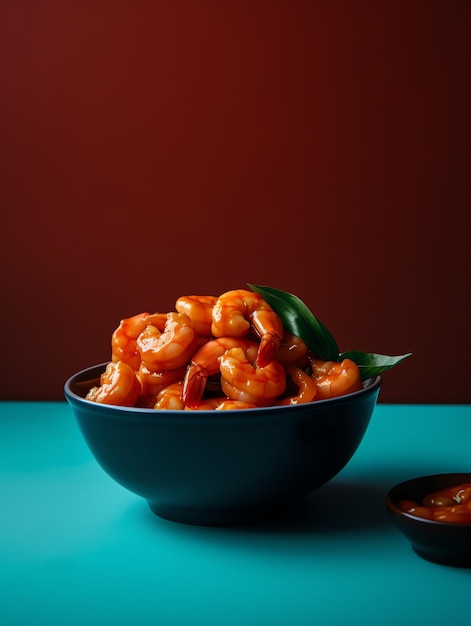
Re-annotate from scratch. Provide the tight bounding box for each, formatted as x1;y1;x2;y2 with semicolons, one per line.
154;381;185;410
219;346;286;406
184;397;227;410
137;362;187;397
175;295;217;337
278;366;317;405
184;397;259;410
182;337;258;407
211;289;284;368
111;312;151;371
310;358;362;400
86;361;141;407
137;312;198;372
275;332;310;369
215;400;259;410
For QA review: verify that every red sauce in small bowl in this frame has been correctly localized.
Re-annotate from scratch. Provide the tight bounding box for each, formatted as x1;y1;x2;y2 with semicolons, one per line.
398;483;471;523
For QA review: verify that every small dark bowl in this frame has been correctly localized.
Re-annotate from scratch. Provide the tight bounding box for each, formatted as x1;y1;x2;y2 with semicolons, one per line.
386;473;471;567
65;363;381;526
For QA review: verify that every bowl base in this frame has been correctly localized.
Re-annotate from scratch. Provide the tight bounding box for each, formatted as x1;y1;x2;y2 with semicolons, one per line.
412;547;471;569
148;498;302;526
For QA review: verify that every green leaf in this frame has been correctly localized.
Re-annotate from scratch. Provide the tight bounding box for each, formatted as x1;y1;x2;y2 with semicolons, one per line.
340;350;413;381
248;283;412;381
248;283;340;361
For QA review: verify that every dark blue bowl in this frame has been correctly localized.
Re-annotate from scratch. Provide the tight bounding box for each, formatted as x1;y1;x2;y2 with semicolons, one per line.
65;363;381;525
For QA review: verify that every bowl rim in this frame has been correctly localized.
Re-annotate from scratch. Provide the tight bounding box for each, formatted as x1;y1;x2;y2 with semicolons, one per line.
64;361;382;421
386;472;471;528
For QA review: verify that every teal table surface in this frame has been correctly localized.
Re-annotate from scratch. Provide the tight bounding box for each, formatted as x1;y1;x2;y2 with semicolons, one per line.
1;402;470;626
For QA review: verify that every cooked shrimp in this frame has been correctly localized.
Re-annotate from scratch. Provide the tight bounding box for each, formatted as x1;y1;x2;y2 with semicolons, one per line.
137;362;187;397
154;381;185;410
182;337;258;407
86;361;141;407
275;332;310;369
184;397;228;410
137;312;198;371
278;366;317;405
211;289;284;368
175;295;217;337
111;312;151;370
310;358;362;400
184;397;260;411
215;400;260;410
219;346;286;406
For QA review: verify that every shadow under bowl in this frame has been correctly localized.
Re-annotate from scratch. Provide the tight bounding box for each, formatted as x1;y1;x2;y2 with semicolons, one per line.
65;363;381;526
386;473;471;568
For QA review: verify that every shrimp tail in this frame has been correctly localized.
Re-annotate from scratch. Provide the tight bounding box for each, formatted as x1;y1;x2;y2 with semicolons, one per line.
256;330;282;368
182;363;208;408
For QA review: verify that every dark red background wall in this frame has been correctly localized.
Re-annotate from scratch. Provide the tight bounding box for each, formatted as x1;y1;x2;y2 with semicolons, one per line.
1;1;469;403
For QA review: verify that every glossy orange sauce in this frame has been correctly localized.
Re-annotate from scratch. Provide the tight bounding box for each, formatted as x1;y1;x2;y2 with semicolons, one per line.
398;483;471;523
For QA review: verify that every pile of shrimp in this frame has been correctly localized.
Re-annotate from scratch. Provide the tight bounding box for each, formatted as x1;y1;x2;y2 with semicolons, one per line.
86;289;362;410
